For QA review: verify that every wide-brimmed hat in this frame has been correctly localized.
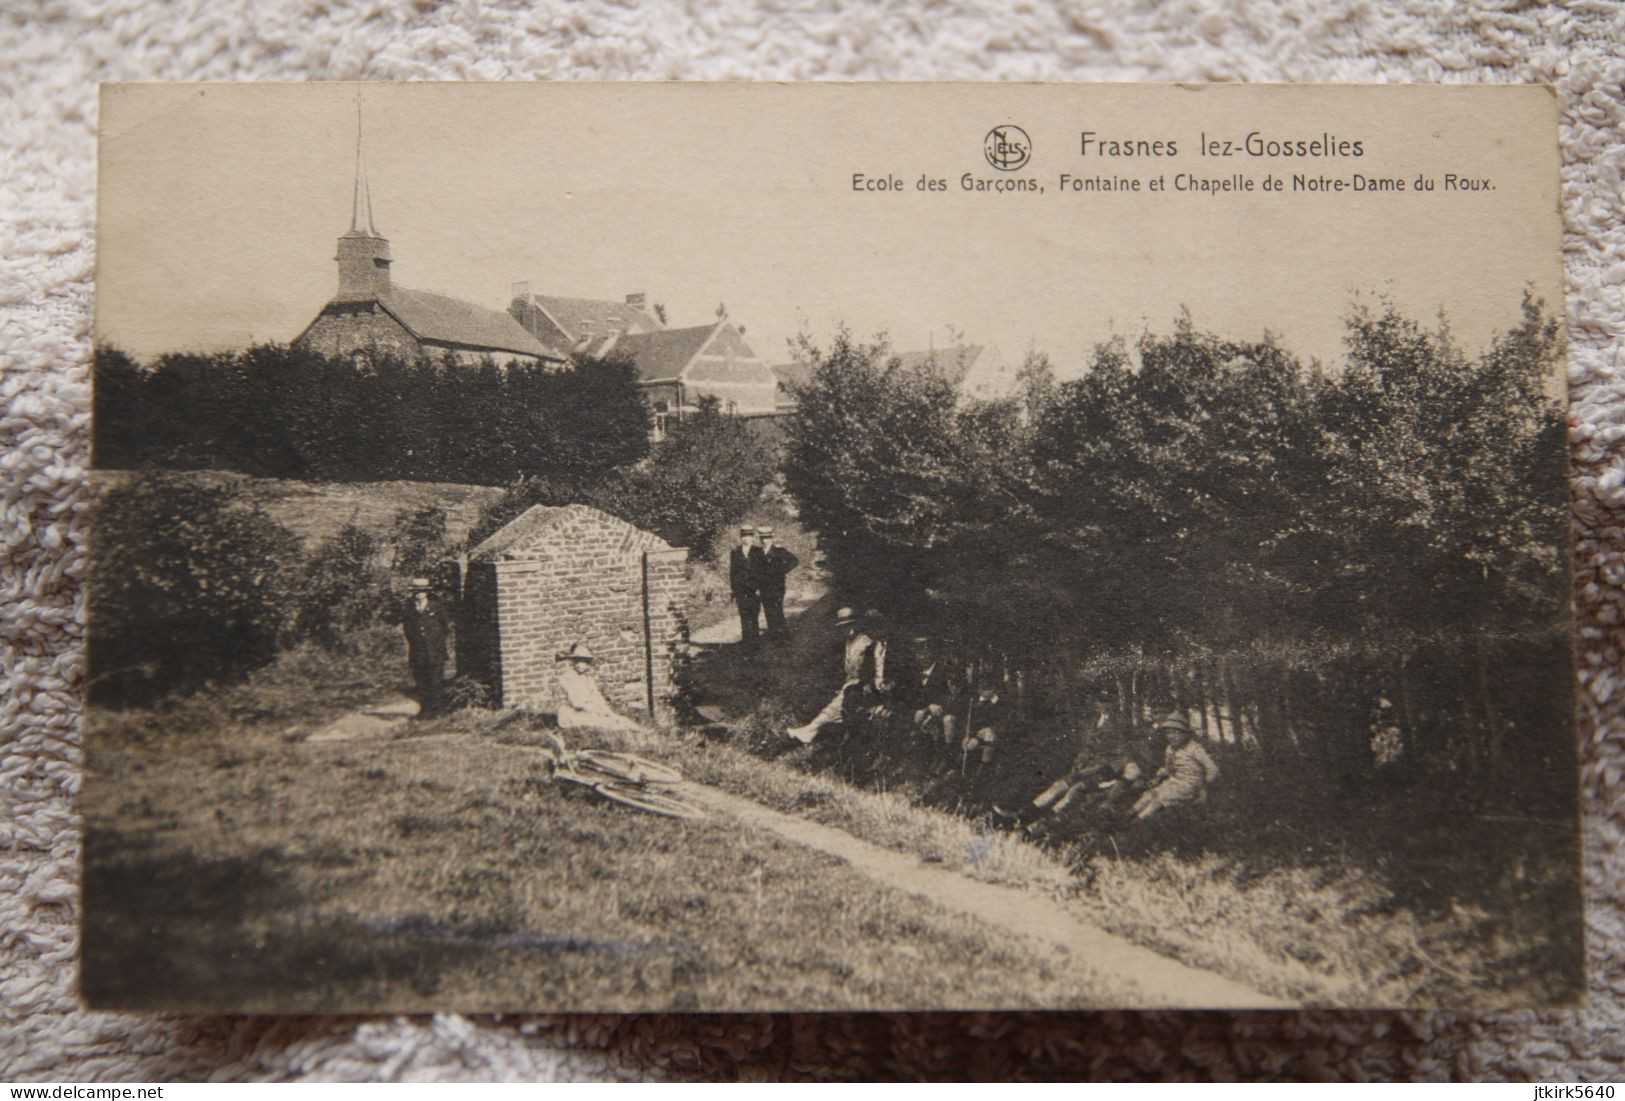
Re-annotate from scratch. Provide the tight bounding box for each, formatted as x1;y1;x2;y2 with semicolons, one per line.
834;606;861;627
758;526;775;538
409;577;434;592
738;525;756;536
1155;713;1193;736
557;641;596;663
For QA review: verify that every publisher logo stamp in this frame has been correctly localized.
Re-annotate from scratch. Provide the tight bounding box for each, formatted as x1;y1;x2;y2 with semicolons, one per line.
983;125;1031;171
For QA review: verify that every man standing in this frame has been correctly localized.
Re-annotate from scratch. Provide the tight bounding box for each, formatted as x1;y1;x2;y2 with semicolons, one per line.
755;526;799;639
402;577;449;719
729;526;765;647
787;606;887;743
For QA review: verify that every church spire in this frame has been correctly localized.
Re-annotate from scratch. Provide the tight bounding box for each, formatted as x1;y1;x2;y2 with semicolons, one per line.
334;91;391;299
350;93;379;237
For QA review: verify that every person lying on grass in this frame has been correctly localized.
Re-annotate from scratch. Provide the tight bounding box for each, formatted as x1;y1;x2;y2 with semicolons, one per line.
554;642;644;733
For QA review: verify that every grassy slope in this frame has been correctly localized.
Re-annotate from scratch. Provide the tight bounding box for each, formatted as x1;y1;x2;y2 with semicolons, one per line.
566;715;1571;1009
82;643;1117;1013
91;469;505;549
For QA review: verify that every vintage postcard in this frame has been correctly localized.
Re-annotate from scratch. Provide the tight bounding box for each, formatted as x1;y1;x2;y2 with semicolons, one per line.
85;83;1580;1012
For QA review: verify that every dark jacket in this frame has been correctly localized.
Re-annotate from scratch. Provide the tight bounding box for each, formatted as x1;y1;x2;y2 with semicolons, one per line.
729;546;765;599
404;599;450;667
756;545;798;596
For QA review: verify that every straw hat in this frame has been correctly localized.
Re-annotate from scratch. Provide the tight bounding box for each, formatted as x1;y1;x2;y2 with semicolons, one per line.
557;641;596;663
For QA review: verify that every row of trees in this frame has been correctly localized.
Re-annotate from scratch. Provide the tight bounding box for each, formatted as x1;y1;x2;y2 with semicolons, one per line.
93;344;652;488
782;297;1572;808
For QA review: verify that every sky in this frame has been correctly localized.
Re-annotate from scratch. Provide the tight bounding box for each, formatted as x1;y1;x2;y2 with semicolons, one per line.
97;83;1566;380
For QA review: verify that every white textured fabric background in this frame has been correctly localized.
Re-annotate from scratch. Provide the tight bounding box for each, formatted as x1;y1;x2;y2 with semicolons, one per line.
2;0;1622;1081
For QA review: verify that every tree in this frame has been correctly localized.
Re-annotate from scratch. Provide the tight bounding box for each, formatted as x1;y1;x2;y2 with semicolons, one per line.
1013;349;1057;421
593;394;779;556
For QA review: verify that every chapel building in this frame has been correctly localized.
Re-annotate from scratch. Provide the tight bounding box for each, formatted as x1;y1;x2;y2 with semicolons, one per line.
294;152;567;368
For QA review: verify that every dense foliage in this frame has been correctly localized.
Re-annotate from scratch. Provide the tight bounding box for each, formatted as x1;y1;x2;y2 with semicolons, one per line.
92;344;651;488
90;475;304;704
90;479;445;705
783;299;1571;806
467;395;780;557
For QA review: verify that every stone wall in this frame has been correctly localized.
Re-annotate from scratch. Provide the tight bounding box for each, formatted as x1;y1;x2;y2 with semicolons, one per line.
296;301;420;361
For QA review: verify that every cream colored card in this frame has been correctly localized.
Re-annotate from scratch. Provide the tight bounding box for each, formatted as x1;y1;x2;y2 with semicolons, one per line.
87;83;1578;1012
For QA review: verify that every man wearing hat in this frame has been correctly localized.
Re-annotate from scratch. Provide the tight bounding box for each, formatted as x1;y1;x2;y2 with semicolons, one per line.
755;527;799;640
786;606;887;743
1131;712;1220;820
554;641;643;732
403;577;450;718
728;526;765;648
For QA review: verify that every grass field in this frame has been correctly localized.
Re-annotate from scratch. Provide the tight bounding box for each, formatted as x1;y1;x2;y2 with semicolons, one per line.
82;638;1127;1013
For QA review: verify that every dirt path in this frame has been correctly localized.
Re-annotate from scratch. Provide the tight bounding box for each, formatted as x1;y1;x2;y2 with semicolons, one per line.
680;781;1288;1009
303;681;1285;1005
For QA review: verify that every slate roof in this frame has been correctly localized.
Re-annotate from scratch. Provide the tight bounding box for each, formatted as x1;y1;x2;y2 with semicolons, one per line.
379;286;563;360
531;295;664;343
608;324;719;385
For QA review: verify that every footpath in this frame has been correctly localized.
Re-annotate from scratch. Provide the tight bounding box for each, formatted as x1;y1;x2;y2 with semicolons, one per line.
300;687;1284;1008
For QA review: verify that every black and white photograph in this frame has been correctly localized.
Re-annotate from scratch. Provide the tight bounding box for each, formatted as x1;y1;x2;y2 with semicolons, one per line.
82;82;1581;1013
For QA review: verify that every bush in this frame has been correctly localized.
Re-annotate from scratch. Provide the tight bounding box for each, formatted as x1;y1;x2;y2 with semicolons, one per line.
592;395;780;556
289;523;394;648
386;505;452;579
90;474;304;705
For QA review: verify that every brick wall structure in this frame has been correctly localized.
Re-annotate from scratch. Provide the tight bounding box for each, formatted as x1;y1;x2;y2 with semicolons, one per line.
459;504;689;723
298;301;422;362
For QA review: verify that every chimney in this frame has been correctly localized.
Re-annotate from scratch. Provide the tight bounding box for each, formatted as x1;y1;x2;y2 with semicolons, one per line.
625;292;647;310
512;280;531;302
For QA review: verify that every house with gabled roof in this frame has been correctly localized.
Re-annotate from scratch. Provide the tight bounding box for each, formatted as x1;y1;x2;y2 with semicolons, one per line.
602;321;779;433
507;287;666;351
511;284;780;437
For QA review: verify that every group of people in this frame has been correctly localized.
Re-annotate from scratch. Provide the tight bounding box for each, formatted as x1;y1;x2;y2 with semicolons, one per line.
783;603;1223;836
729;525;799;648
